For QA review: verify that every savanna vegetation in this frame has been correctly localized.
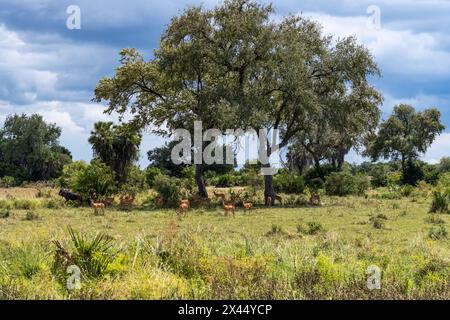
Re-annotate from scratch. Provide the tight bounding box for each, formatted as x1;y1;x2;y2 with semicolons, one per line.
0;0;448;300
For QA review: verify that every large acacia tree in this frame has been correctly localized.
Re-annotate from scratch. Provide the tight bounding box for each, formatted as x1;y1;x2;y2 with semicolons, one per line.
94;0;381;203
94;0;272;197
366;104;444;184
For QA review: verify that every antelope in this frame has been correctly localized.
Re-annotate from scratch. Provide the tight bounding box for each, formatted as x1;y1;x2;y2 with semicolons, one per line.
266;196;273;207
90;199;105;215
242;201;253;212
309;192;322;206
213;190;226;201
155;196;164;207
192;196;211;207
221;199;235;217
274;195;282;205
177;199;190;217
101;197;114;206
120;194;135;207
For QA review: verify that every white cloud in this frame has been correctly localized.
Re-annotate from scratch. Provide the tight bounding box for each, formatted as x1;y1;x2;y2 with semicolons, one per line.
302;12;450;77
421;133;450;164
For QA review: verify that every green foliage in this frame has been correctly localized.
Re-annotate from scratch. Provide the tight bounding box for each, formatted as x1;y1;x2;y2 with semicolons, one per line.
145;166;162;187
120;165;147;196
429;190;450;213
59;161;87;188
0;176;15;188
324;172;369;196
89;122;141;184
354;174;371;195
400;184;415;197
0;209;10;219
70;159;117;199
367;104;444;185
354;162;390;187
24;211;39;221
0;114;72;182
266;224;286;236
273;174;305;194
387;171;402;187
428;225;448;240
153;175;185;208
306;221;324;235
304;165;337;185
215;174;237;188
67;226;118;278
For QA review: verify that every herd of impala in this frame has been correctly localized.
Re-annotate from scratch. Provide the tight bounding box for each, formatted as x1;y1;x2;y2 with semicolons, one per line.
69;188;278;217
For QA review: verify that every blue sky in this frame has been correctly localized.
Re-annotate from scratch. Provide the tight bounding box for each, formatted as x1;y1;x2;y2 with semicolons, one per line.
1;0;450;166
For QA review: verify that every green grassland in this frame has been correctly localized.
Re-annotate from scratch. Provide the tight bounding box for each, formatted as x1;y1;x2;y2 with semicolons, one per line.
0;189;448;300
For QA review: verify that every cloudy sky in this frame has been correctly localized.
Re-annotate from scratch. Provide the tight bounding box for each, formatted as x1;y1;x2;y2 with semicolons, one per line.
1;0;449;166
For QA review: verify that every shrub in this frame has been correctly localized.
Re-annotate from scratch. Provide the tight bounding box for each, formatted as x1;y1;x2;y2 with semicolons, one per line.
153;175;184;208
324;172;356;196
13;199;38;210
306;177;324;192
145;166;162;187
354;174;371;195
303;164;336;184
400;184;415;197
0;209;10;219
24;211;39;221
65;226;119;278
0;176;16;188
387;171;402;187
370;215;386;229
59;161;88;188
428;226;448;240
306;221;323;235
215;174;236;188
266;224;285;236
72;159;117;199
36;188;52;198
425;215;445;225
273;174;305;194
429;190;449;213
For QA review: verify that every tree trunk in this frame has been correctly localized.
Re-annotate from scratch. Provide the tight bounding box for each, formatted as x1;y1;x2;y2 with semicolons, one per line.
263;164;277;206
336;146;348;171
195;163;208;198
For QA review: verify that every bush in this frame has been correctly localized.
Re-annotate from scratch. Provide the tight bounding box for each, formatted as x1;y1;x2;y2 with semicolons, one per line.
24;211;39;221
153;175;185;208
354;174;371;195
59;161;88;188
0;176;16;188
306;221;323;235
371;217;385;229
0;209;10;219
266;224;286;236
273;174;305;194
386;171;402;187
145;166;162;187
65;226;118;278
72;159;117;199
428;226;448;240
306;177;324;192
215;174;236;188
429;190;449;213
324;172;357;196
400;184;415;197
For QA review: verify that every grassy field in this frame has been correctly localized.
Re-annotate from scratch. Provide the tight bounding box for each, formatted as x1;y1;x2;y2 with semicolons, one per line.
0;187;449;299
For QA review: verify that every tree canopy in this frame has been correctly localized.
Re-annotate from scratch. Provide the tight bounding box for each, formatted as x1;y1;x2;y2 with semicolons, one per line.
366;104;444;184
0;114;72;182
88;122;142;184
